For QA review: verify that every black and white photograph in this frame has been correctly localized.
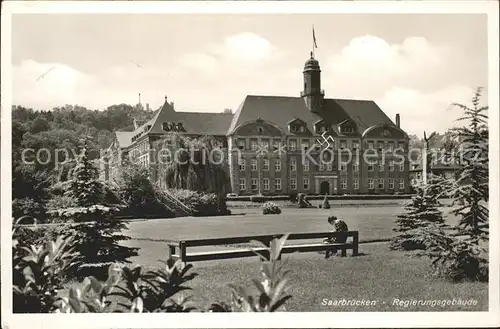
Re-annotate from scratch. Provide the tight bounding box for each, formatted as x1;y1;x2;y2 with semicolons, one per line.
1;1;499;328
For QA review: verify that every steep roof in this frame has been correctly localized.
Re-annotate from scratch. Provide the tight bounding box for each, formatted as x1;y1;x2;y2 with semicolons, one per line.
114;101;234;149
147;101;233;135
227;95;395;135
115;131;134;148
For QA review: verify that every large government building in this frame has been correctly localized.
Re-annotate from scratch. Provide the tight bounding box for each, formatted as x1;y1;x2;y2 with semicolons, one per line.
101;52;410;195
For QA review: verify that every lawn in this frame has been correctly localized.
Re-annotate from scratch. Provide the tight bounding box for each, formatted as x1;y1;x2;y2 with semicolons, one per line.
125;206;461;245
114;205;487;312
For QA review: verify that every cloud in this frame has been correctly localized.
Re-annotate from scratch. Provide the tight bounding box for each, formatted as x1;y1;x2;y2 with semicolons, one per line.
376;85;478;136
13;60;96;109
320;35;483;136
217;32;276;62
12;33;484;135
324;35;451;100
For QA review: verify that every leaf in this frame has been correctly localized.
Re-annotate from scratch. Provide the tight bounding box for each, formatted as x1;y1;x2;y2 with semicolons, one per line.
270;295;292;312
252;278;267;295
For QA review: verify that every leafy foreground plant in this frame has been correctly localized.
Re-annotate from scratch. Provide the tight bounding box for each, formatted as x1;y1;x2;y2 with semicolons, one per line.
209;234;292;312
57;259;197;313
13;233;80;313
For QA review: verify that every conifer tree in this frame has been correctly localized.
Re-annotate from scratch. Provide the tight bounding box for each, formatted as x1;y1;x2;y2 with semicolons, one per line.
59;135;138;278
390;178;444;251
68;136;103;207
449;87;489;244
414;88;488;282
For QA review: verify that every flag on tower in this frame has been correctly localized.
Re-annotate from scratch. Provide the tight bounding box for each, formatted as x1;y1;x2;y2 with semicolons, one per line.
313;25;318;48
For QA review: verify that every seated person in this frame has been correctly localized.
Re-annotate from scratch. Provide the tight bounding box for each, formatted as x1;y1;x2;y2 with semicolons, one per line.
323;216;349;258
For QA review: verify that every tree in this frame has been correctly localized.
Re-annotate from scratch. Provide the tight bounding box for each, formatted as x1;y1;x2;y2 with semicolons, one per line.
414;88;488;282
55;135;138;278
158;133;231;214
390;179;444;251
448;87;489;242
161;134;229;193
68;136;103;207
30;117;51;134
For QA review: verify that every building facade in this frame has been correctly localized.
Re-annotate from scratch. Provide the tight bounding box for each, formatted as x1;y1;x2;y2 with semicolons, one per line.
101;53;410;195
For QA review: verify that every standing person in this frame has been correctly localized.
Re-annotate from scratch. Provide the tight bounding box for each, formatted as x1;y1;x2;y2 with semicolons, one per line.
323;216;349;258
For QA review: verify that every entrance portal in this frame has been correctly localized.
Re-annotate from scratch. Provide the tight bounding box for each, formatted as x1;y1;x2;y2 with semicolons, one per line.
320;181;330;195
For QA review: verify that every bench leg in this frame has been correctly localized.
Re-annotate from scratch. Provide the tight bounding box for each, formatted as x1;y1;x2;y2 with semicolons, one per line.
341;247;347;257
168;245;176;259
352;245;359;257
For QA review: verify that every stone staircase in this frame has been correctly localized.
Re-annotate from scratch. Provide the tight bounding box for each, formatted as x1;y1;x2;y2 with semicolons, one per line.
153;184;194;217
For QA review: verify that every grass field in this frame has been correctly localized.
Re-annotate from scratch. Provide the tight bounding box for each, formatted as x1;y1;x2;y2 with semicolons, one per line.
115;206;487;312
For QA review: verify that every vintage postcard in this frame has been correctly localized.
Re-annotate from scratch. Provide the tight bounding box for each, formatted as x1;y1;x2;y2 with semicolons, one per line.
1;1;499;328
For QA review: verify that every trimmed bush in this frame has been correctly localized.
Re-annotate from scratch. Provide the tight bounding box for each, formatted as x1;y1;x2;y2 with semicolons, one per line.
322;195;331;209
289;192;298;203
297;193;313;208
262;202;282;215
166;189;227;216
250;195;267;203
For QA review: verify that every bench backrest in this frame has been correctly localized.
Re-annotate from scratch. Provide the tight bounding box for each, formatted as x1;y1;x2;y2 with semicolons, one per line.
168;231;359;248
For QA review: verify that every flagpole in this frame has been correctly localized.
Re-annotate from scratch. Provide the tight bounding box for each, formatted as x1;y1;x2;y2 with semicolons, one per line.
312;25;315;58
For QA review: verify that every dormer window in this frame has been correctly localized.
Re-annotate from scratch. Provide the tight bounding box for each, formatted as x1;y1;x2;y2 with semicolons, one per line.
341;126;354;134
314;121;329;134
162;121;172;131
288;118;306;134
175;122;185;132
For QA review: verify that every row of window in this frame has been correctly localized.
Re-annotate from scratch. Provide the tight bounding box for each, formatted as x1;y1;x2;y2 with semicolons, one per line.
286;122;355;135
239;177;405;191
237;139;406;151
238;158;405;172
130;141;150;159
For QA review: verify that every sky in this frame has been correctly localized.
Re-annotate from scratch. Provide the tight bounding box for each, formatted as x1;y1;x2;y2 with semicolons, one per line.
11;13;488;136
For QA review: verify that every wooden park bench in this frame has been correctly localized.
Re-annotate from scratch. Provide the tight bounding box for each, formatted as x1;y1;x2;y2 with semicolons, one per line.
166;231;359;263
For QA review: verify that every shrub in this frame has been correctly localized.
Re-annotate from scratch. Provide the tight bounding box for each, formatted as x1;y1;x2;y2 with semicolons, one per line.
262;202;281;215
12;225;62;255
165;188;225;216
13;198;47;223
297;193;312;208
322;195;330;209
117;164;170;216
289;192;298;203
414;226;488;282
